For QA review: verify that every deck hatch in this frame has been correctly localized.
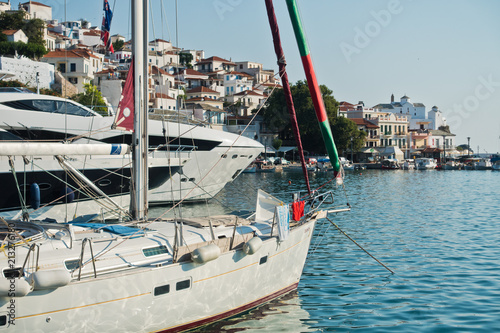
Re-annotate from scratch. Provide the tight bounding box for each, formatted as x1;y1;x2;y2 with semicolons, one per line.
143;245;169;257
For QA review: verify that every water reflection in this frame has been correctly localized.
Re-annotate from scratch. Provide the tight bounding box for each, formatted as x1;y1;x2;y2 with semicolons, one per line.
192;291;316;333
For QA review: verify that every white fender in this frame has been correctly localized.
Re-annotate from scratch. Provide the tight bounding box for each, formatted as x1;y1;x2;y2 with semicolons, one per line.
243;237;263;255
191;244;220;264
30;270;71;290
0;277;31;297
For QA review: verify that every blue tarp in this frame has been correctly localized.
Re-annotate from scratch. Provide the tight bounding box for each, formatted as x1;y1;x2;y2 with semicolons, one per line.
71;223;144;237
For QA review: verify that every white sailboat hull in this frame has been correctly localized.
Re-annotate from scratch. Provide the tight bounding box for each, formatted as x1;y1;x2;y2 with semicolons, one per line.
0;218;316;332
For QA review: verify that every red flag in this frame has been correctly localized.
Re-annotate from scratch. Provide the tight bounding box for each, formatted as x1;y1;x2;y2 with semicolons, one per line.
112;61;134;132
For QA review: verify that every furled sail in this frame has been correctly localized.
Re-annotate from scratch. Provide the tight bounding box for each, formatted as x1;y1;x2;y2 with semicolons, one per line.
112;61;134;132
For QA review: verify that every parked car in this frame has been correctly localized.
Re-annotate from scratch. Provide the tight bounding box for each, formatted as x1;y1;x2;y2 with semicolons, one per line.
273;157;290;165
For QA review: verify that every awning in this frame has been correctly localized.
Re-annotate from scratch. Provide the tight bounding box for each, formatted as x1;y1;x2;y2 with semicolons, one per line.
264;146;276;153
277;146;296;153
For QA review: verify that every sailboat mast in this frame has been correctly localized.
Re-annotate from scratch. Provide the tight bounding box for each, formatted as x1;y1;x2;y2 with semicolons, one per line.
285;0;341;176
264;0;311;195
131;0;149;220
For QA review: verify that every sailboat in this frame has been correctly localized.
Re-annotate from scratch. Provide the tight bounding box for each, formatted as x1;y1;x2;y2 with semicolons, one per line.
0;0;348;331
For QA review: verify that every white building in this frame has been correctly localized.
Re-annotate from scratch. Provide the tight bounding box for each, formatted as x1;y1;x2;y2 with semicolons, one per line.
2;29;28;43
235;61;276;85
225;90;265;116
182;49;205;63
224;71;253;96
178;68;208;89
0;56;54;89
373;94;426;130
0;1;11;13
427;105;447;130
81;29;102;48
195;56;235;73
41;49;104;93
19;1;52;21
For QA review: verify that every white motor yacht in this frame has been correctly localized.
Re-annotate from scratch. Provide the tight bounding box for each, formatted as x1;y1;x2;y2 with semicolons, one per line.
0;88;263;219
415;157;437;170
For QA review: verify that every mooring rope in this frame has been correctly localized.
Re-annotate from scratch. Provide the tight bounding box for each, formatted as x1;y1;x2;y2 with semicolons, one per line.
326;216;394;274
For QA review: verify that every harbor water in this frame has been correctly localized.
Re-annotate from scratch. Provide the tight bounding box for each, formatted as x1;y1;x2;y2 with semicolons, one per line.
153;169;500;332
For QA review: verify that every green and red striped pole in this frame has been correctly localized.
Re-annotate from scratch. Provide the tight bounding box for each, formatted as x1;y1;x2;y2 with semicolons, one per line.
286;0;341;175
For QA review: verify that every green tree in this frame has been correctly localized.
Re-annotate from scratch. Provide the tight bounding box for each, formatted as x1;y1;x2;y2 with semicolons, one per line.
179;52;193;68
23;18;46;46
0;12;47;58
0;12;25;31
261;80;338;154
272;138;282;150
0;41;46;59
112;39;124;51
331;116;366;156
71;83;109;116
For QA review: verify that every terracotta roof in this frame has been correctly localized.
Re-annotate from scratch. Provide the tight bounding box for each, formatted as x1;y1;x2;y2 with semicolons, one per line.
422;147;441;153
187;97;221;102
349;118;379;128
2;30;20;36
232;90;263;97
151;65;173;77
83;30;101;36
95;68;115;75
197;56;235;65
43;49;100;60
150;38;170;44
186;86;219;94
226;71;253;78
155;93;175;100
20;1;51;8
181;68;207;76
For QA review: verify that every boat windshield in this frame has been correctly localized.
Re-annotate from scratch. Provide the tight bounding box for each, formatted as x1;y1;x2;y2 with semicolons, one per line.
1;99;96;117
0;130;22;141
0;87;35;93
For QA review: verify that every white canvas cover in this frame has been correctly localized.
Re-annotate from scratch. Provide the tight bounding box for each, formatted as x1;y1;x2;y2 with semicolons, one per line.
255;189;284;223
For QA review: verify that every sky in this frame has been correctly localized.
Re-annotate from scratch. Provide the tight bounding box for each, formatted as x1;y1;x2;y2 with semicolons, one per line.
12;0;500;153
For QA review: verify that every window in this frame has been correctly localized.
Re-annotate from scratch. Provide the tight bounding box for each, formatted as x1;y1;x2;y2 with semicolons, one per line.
259;256;268;265
70;63;76;72
1;99;94;117
176;279;190;291
154;284;170;296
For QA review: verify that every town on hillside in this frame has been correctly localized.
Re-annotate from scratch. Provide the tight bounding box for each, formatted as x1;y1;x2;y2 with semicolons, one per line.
0;1;464;166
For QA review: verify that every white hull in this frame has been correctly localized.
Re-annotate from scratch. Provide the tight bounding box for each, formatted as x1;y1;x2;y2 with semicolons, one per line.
0;212;319;331
0;92;263;218
415;158;437;170
0;145;261;221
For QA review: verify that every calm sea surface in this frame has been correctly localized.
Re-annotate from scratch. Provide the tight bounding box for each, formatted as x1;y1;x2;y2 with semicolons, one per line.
153;169;500;332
